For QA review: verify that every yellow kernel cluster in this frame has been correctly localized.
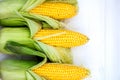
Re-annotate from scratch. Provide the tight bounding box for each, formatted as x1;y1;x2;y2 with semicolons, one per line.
33;30;88;48
29;2;77;19
33;63;90;80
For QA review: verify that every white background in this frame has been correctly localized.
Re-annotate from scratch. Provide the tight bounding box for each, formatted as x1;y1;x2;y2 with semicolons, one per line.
0;0;120;80
65;0;120;80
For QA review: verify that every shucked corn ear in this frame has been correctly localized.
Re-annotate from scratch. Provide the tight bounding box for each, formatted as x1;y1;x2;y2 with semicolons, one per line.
0;27;88;62
34;29;89;48
0;0;78;32
33;63;90;80
29;2;77;19
0;27;88;53
0;59;90;80
0;27;72;63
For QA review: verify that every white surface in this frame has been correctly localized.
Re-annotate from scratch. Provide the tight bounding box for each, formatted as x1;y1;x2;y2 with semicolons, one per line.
0;0;120;80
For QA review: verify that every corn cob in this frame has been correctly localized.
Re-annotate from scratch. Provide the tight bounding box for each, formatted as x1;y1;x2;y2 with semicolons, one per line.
29;2;77;20
34;29;88;48
33;63;90;80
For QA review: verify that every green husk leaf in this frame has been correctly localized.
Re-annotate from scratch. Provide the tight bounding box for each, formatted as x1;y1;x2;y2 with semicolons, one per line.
46;0;78;5
0;27;35;54
21;0;46;11
24;18;42;37
4;41;47;68
6;40;47;55
35;41;73;63
26;71;35;80
0;17;26;26
4;41;45;57
0;59;38;80
55;47;73;64
21;12;63;29
15;11;42;37
0;0;27;19
41;22;52;29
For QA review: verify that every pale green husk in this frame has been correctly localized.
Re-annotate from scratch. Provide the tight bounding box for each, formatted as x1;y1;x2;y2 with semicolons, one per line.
0;27;73;63
46;0;78;5
0;27;34;54
0;59;47;80
35;41;72;63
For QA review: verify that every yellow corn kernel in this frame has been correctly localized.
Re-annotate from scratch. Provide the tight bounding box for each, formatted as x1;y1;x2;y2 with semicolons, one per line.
29;2;77;19
33;29;89;48
32;63;90;80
